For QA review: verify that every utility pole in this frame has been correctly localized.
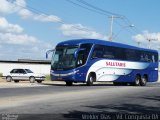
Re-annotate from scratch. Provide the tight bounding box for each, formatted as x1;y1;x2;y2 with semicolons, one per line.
108;15;124;41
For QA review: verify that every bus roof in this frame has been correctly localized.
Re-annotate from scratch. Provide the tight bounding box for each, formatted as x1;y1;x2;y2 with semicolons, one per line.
57;39;158;53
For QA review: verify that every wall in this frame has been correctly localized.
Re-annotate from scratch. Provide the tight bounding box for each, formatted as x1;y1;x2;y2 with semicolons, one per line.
0;62;51;75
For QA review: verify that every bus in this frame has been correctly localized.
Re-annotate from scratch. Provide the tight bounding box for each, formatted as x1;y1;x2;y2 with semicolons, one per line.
46;39;159;86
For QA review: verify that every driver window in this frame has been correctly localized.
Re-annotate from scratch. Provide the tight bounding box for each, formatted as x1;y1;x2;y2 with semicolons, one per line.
77;51;85;67
76;43;92;67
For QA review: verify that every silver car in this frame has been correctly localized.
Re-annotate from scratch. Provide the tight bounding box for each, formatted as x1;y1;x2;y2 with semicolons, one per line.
4;69;45;83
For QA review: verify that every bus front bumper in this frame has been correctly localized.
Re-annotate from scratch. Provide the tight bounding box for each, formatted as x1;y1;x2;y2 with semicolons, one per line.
50;70;79;82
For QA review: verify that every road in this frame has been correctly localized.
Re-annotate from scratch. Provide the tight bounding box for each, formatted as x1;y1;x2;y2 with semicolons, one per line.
0;82;160;120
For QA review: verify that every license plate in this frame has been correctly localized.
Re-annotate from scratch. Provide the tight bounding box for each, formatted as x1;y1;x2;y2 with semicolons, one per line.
57;78;63;80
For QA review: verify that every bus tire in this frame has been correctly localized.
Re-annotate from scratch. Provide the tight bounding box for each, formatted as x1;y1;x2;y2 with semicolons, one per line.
87;74;94;86
140;76;147;86
6;76;12;82
66;81;73;86
133;75;141;86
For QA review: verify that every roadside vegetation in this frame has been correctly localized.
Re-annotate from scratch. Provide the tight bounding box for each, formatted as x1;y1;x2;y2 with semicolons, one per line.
0;73;2;77
45;75;51;81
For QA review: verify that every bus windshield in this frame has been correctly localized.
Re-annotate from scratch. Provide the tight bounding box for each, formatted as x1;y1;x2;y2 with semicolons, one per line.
51;46;78;70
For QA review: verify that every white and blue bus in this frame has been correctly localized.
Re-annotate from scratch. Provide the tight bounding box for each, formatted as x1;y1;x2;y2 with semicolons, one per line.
47;39;159;86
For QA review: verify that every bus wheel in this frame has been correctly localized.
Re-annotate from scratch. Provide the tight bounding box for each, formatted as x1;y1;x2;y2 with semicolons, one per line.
87;74;94;86
66;81;73;86
134;76;141;86
140;76;147;86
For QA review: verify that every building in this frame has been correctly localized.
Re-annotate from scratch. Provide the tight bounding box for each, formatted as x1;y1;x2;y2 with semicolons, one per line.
0;59;51;75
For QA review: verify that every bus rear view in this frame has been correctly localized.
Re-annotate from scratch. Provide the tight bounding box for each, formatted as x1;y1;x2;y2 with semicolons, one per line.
47;39;159;86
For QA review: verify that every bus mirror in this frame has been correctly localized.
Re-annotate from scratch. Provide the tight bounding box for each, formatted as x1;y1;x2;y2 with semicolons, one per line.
46;49;55;59
74;48;85;59
74;50;78;59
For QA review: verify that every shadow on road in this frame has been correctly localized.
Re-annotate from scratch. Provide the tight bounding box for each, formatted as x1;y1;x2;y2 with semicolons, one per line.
63;96;160;120
63;104;159;120
40;82;160;88
41;83;116;87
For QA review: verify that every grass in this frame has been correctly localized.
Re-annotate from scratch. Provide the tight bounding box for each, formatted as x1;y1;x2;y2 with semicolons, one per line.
45;75;51;81
0;73;3;82
0;73;2;77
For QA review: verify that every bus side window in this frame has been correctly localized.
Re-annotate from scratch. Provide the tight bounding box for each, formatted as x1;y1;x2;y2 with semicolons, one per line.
103;51;114;59
103;46;115;59
140;54;145;62
152;55;155;63
77;43;92;67
91;45;104;59
126;49;138;61
154;53;158;62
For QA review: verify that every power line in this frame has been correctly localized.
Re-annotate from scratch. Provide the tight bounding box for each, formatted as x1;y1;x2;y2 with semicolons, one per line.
69;0;160;49
67;0;137;38
76;0;124;17
66;0;133;40
11;1;97;33
12;0;152;46
76;0;133;25
66;0;110;17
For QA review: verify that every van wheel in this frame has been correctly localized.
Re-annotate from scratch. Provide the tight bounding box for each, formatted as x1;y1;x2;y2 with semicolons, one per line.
133;76;141;86
140;76;147;86
87;74;94;86
66;81;73;86
30;77;35;83
6;76;12;82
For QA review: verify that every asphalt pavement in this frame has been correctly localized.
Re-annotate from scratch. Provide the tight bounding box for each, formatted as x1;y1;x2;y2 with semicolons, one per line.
0;82;160;120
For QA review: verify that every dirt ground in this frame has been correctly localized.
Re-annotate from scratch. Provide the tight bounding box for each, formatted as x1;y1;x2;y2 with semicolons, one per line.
0;77;5;82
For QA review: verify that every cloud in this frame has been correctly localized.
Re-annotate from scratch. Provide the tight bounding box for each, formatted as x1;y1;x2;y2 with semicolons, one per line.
0;0;62;23
18;9;61;22
0;16;52;59
0;32;38;45
18;8;33;18
0;43;53;60
60;24;108;40
0;17;23;33
0;16;37;45
32;14;61;22
0;31;53;60
0;0;17;14
132;31;160;48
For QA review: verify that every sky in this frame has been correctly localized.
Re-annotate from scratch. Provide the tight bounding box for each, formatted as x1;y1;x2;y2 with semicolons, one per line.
0;0;160;60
